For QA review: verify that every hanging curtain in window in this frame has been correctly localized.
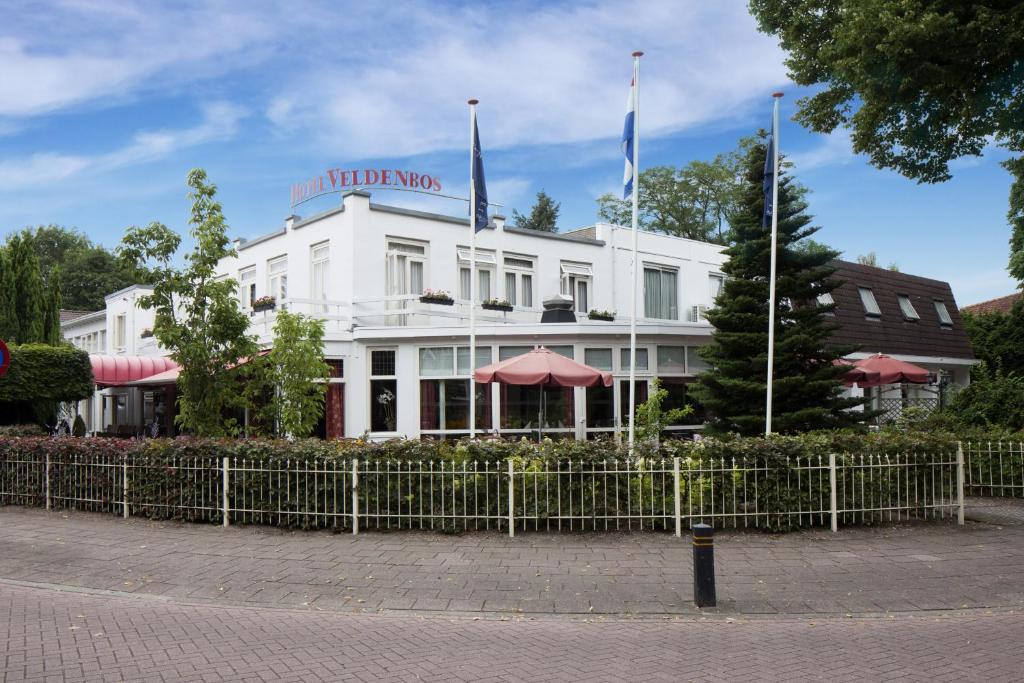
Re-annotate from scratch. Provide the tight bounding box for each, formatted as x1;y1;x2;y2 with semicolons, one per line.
644;268;660;318
663;270;678;319
410;261;424;295
522;274;533;307
505;273;516;305
419;380;439;429
479;270;491;301
460;268;471;300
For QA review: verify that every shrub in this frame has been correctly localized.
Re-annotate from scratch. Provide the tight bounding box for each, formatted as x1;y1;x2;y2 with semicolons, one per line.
0;344;93;403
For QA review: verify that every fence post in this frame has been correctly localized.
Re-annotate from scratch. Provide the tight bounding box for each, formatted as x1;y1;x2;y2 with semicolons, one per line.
673;457;682;538
44;452;51;511
351;458;359;535
122;457;129;519
508;459;515;538
829;453;838;533
956;443;965;526
222;456;230;528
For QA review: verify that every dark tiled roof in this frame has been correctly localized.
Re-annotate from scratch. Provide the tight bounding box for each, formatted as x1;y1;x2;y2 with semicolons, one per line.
827;260;974;360
961;292;1022;315
59;309;93;322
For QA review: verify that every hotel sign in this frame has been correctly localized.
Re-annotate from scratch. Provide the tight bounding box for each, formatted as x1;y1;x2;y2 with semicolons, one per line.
291;167;444;207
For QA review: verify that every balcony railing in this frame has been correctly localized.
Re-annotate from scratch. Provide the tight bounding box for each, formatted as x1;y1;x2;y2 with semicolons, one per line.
876;397;939;424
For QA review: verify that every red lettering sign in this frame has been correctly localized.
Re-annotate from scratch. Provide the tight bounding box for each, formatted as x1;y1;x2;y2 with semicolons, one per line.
290;167;445;206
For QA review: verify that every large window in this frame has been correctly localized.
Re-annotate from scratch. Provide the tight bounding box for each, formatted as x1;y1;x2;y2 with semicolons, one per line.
387;239;427;298
709;273;724;304
657;346;686;373
369;350;398;433
457;248;496;301
311;243;329;309
644;264;679;320
560;262;592;313
501;385;574;431
503;255;535;307
419;346;492;433
268;256;288;303
239;266;256;309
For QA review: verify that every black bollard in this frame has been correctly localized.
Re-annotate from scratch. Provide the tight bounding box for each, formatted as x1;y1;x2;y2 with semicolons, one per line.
692;523;716;608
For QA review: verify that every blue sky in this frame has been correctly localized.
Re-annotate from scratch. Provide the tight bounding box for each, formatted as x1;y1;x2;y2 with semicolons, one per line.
0;0;1016;305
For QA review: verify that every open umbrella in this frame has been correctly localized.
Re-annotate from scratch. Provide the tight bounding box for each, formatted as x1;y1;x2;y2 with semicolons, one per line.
474;346;612;438
852;353;930;387
834;359;881;387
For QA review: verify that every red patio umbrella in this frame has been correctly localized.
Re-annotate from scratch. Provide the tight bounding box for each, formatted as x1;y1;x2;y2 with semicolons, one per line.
473;347;612;438
852;353;930;386
834;359;881;387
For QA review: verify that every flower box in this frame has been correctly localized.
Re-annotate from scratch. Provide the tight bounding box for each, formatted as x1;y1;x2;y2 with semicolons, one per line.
419;290;454;306
140;329;154;339
252;297;276;313
482;301;513;312
588;310;616;322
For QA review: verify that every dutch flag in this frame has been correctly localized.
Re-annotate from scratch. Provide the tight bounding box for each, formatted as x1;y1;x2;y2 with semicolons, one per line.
621;78;636;199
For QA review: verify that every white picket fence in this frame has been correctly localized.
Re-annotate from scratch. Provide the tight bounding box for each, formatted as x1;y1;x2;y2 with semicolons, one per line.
0;447;967;534
963;441;1024;498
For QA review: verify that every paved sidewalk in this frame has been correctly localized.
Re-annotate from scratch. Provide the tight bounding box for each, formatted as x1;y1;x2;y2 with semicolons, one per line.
2;501;1024;616
3;582;1023;682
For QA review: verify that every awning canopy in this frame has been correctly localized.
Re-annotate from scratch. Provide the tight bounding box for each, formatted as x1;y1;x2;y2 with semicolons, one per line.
89;355;179;387
126;367;181;387
474;346;613;387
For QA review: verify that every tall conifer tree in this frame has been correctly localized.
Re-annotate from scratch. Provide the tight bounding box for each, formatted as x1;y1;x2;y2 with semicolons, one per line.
0;248;17;340
9;235;45;344
693;136;861;435
43;267;63;345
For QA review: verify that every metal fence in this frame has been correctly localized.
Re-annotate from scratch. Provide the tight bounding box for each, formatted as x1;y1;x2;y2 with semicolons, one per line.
1;449;966;534
964;441;1024;498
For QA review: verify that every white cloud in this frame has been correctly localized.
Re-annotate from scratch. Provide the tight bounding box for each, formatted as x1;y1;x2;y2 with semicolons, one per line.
0;102;245;189
788;129;856;172
265;1;788;158
946;267;1018;307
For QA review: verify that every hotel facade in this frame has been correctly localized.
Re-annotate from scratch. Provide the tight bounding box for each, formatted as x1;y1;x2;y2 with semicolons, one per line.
62;190;974;438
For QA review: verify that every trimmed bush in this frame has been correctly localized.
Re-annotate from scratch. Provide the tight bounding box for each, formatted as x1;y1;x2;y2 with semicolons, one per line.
0;344;93;403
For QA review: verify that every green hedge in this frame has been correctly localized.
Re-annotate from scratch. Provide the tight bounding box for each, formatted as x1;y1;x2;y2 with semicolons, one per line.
0;344;93;403
0;433;985;532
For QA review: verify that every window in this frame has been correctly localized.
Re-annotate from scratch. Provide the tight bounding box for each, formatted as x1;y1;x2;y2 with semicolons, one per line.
584;348;613;371
560;262;592;313
934;300;953;326
418;346;492;432
547;345;574;359
311;243;329;309
239;266;256;309
687;346;710;374
503;255;535;308
369;350;397;432
644;265;679;320
657;346;686;373
387;239;427;298
897;294;919;321
858;287;881;317
501;385;573;431
817;291;835;316
619;380;649;427
113;314;126;351
499;345;533;361
709;273;724;304
457;248;496;302
268;256;288;302
620;347;649;371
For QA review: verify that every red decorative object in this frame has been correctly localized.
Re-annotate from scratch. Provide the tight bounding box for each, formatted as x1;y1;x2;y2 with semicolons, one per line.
850;353;930;387
0;339;9;378
474;346;612;388
89;355;179;387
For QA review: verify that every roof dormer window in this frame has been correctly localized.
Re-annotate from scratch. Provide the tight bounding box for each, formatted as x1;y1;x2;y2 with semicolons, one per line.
858;287;881;318
934;300;953;326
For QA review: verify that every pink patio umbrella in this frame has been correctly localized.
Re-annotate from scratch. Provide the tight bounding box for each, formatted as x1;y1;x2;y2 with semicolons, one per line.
474;347;613;438
834;359;881;387
852;353;930;387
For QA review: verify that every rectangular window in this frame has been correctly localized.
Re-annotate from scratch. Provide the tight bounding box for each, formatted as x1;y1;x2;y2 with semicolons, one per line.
709;274;724;303
239;266;256;309
897;294;919;321
687;346;710;374
585;385;615;429
268;256;288;302
369;350;397;433
387;239;428;299
456;346;492;374
657;346;686;373
311;243;329;310
499;345;533;361
620;347;649;371
584;348;613;371
560;262;593;313
817;291;835;316
419;347;454;376
504;255;535;308
457;248;496;302
418;346;492;432
500;385;574;430
113;314;126;350
644;265;679;320
619;380;649;426
858;287;881;317
934;300;953;326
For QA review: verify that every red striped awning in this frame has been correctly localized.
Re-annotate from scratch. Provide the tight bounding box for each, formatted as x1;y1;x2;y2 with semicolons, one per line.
89;355;180;387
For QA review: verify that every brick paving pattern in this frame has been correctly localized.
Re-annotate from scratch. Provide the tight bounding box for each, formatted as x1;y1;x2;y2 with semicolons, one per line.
2;582;1023;681
2;503;1024;617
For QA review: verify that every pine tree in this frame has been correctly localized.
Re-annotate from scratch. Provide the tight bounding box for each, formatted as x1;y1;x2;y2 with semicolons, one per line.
0;247;17;340
511;191;560;232
9;235;45;344
693;136;861;435
43;266;63;345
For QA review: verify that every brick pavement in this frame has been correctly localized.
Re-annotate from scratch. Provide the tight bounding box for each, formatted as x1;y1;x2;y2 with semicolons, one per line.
2;500;1024;616
2;582;1023;682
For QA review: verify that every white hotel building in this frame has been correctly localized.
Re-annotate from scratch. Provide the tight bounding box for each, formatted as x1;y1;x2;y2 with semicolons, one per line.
62;189;975;438
64;190;726;439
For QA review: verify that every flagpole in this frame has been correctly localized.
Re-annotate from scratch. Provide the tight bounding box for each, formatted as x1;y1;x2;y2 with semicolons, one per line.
765;92;783;436
468;99;478;439
627;51;642;453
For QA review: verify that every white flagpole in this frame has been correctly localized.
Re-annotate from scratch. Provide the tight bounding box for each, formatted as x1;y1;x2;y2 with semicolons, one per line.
765;92;783;436
469;99;478;439
627;51;642;452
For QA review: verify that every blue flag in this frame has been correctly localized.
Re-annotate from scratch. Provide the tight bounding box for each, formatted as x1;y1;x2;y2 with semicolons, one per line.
621;78;636;199
472;114;488;232
762;126;775;228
